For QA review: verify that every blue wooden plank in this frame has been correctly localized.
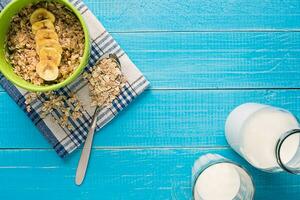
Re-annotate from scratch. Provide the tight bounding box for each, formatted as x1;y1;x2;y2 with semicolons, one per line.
111;32;300;89
1;32;300;91
1;89;300;149
83;0;300;31
0;148;299;200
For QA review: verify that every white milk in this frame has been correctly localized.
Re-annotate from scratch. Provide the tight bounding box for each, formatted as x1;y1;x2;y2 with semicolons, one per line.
194;163;241;200
225;103;300;171
192;154;254;200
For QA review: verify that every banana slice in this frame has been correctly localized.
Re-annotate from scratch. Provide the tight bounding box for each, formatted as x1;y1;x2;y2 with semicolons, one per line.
36;39;62;55
30;8;55;24
35;29;59;41
32;19;55;34
39;47;61;67
36;61;59;81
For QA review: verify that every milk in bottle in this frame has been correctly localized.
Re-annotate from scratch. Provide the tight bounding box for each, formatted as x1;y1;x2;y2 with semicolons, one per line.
225;103;300;173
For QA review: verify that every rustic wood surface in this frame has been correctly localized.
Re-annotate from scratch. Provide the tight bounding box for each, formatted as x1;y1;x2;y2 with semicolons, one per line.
1;0;300;199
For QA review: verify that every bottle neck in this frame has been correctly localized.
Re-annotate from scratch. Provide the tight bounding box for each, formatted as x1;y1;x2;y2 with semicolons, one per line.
275;129;300;174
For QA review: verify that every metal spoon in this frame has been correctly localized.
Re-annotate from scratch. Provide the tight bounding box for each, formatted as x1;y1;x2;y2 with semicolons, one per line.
75;106;101;185
75;54;122;185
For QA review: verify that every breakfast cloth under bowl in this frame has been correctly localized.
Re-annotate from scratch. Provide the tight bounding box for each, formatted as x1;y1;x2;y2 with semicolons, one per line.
0;0;150;157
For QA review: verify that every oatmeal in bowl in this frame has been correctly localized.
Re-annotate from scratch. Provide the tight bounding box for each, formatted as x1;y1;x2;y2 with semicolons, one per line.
0;0;90;92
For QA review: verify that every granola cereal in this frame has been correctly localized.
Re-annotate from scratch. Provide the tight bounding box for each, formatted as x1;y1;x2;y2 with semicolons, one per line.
6;1;85;85
24;56;126;129
84;57;127;107
25;92;83;130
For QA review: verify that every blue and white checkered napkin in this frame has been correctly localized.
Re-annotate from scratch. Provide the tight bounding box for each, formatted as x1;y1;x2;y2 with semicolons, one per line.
0;0;149;157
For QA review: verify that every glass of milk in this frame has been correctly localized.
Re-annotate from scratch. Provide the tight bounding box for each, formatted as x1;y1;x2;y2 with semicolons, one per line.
225;103;300;174
192;154;255;200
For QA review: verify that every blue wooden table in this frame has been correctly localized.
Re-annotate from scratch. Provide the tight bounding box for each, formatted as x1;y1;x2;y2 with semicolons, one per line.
1;0;300;199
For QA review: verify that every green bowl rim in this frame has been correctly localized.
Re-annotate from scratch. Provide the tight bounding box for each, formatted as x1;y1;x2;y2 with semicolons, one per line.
0;0;90;92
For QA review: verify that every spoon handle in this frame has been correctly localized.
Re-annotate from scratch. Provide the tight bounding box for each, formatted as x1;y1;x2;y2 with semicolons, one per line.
75;106;101;185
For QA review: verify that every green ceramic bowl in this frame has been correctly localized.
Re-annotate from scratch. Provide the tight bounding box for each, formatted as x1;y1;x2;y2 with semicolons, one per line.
0;0;90;92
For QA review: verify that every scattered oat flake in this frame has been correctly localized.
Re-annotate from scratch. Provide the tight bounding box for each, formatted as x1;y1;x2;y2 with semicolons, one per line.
25;91;83;130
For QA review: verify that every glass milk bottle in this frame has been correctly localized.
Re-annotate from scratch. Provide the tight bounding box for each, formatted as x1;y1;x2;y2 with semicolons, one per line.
192;154;254;200
225;103;300;174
